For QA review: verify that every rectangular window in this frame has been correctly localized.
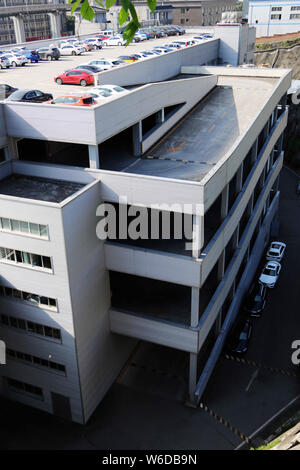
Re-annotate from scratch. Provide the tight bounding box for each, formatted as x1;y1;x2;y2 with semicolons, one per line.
6;377;43;399
0;246;52;271
0;314;61;342
0;217;48;239
291;6;300;10
271;6;282;11
290;13;300;18
271;14;282;19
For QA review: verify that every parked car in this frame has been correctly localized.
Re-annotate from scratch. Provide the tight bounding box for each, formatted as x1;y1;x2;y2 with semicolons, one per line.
102;36;126;46
152;46;173;53
72;64;104;74
54;70;94;87
89;58;126;68
3;52;27;67
228;318;253;355
46;95;97;107
6;89;53;103
259;261;281;288
37;47;60;61
84;38;103;50
266;241;286;261
23;49;40;63
118;55;138;63
166;42;183;50
243;283;267;317
91;85;129;97
0;56;10;69
139;51;157;57
0;84;18;99
59;44;84;56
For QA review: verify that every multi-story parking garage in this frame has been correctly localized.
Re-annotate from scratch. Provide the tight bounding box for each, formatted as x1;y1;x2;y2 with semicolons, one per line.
0;36;291;422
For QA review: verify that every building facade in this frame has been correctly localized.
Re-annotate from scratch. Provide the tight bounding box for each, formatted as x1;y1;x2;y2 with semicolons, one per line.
0;40;290;422
171;0;236;27
248;0;300;37
0;0;67;45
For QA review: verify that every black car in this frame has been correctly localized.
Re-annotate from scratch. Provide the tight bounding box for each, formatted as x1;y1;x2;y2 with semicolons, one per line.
243;283;267;317
37;47;60;61
0;84;18;99
73;65;103;74
6;89;53;103
227;318;252;355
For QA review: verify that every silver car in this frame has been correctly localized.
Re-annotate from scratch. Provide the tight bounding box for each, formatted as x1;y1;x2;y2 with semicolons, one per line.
0;56;10;69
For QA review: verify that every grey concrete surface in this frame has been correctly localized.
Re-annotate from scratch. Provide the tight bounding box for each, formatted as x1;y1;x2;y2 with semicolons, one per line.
0;167;299;450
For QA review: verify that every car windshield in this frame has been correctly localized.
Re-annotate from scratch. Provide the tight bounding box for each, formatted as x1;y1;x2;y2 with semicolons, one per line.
6;90;26;100
264;268;276;276
83;97;94;104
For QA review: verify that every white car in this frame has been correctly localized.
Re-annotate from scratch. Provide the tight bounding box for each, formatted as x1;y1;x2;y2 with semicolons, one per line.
259;261;281;288
59;44;84;56
134;33;146;42
90;85;129;97
0;56;10;69
2;52;27;66
84;38;103;50
102;36;126;46
166;42;183;50
266;241;286;261
88;58;125;68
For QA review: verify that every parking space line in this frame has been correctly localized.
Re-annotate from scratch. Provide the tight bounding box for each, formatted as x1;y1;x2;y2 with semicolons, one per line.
224;354;300;379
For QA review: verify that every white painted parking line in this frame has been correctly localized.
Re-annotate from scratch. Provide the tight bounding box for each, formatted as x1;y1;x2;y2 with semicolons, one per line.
245;369;259;392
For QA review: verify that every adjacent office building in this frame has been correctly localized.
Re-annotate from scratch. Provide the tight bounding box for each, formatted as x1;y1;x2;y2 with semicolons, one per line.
0;34;291;422
248;0;300;37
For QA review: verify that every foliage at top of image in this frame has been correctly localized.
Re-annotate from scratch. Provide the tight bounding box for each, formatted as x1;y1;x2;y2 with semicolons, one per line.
68;0;157;45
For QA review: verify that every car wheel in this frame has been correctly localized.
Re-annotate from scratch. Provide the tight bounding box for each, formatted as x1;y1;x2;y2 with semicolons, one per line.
56;78;63;85
103;42;107;46
71;51;76;56
94;45;98;50
35;60;38;63
21;63;26;66
12;61;17;67
118;42;122;46
47;55;52;61
80;79;87;87
6;66;10;69
55;58;59;60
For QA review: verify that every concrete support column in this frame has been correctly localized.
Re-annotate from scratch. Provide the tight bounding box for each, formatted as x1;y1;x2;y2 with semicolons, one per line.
132;121;143;157
156;109;165;124
235;162;243;195
7;137;19;160
48;12;61;39
191;287;200;328
11;15;26;44
88;144;100;169
192;215;204;259
188;352;198;404
220;184;229;221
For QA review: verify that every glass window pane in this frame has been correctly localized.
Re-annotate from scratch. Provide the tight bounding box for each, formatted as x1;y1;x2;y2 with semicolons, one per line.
35;324;44;335
10;317;18;328
52;329;61;340
1;218;10;230
40;296;49;306
12;289;21;299
44;326;52;337
6;249;15;261
21;252;31;264
49;298;57;308
42;257;51;270
1;314;9;325
31;254;42;267
17;318;26;330
20;221;29;233
15;251;22;263
11;219;20;232
39;225;48;238
29;223;39;236
27;321;35;332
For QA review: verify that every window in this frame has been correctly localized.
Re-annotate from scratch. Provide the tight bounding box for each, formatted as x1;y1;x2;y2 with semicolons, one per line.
271;14;282;19
0;314;61;341
291;6;300;10
6;377;43;399
7;348;66;375
271;6;282;11
0;247;52;271
290;13;300;18
0;217;48;239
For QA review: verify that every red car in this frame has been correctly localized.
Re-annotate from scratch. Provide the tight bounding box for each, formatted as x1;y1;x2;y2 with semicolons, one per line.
54;70;94;87
94;34;110;40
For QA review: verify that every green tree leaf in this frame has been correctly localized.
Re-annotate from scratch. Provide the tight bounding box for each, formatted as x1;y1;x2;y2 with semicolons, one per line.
105;0;116;9
94;0;105;7
70;0;82;16
123;19;139;46
80;0;95;20
147;0;156;13
119;7;129;25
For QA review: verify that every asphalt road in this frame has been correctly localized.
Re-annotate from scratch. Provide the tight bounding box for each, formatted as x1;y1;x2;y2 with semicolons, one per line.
0;32;200;99
0;166;299;450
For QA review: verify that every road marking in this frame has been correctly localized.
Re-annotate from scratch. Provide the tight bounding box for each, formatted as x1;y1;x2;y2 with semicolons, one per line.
234;393;300;450
168;141;185;152
208;124;215;134
245;369;259;392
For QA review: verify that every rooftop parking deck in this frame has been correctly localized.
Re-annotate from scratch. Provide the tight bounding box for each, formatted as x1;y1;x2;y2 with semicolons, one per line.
105;75;279;182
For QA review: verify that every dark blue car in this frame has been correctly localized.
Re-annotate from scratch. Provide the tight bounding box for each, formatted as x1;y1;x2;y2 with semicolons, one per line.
23;49;40;63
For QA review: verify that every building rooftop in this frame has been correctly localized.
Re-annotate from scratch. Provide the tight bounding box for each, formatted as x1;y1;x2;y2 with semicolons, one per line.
100;75;279;182
0;174;84;203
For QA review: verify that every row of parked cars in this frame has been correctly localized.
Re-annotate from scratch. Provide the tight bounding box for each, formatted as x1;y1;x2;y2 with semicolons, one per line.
227;241;286;355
